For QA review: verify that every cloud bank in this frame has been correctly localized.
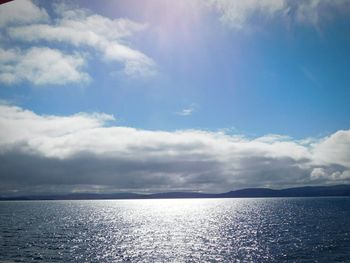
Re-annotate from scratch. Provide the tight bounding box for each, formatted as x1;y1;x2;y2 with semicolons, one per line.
0;104;349;195
0;0;155;86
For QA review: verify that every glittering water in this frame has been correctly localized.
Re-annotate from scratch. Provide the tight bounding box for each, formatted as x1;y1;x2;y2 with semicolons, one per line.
0;198;350;262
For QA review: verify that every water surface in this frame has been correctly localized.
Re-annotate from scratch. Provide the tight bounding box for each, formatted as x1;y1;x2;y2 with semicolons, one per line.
1;198;349;262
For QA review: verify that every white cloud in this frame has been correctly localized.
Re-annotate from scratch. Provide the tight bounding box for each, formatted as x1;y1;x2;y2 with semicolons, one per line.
311;168;350;182
290;0;348;25
312;130;350;168
0;104;349;194
0;103;115;147
6;2;156;77
208;0;350;29
0;47;90;85
176;104;196;116
208;0;286;29
0;0;48;27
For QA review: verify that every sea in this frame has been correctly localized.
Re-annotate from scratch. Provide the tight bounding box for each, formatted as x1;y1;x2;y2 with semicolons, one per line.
0;197;349;262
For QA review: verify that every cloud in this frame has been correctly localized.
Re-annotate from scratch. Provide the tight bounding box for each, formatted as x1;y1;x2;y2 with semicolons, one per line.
176;104;196;116
208;0;350;29
208;0;286;29
5;2;156;77
312;130;350;168
0;104;349;195
0;47;90;85
0;0;48;27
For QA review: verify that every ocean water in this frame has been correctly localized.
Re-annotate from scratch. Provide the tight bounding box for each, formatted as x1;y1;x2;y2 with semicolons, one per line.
0;198;349;262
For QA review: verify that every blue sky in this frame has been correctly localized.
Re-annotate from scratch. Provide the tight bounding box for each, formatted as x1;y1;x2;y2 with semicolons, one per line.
1;0;349;137
0;0;350;194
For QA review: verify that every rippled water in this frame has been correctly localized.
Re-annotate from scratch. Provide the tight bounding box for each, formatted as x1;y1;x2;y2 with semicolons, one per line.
0;198;350;262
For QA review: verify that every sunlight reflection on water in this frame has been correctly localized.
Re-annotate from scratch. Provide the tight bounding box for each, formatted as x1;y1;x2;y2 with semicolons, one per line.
1;198;350;262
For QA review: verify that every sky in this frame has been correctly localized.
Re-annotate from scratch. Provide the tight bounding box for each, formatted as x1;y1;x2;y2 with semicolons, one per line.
0;0;350;196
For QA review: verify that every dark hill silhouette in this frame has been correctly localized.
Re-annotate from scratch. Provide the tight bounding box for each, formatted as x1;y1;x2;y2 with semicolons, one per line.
1;185;350;200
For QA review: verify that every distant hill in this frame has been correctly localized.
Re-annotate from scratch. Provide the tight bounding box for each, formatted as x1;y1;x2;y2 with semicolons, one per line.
217;185;350;198
1;185;350;200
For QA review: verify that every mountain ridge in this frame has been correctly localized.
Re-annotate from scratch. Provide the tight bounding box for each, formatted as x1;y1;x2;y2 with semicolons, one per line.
1;184;350;200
